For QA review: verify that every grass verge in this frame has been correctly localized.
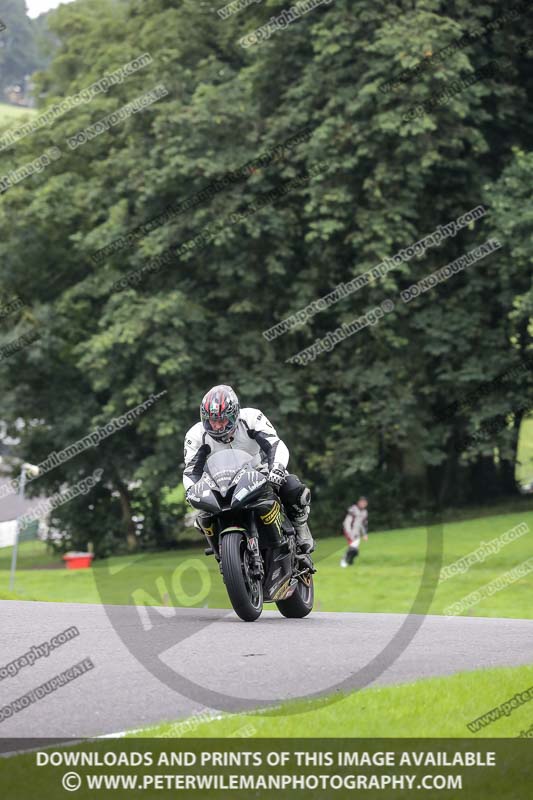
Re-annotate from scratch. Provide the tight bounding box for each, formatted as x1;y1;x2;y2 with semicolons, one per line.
131;664;533;739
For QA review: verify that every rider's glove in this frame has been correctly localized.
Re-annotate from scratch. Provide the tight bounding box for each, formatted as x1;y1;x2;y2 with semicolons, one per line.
185;486;195;505
268;463;287;488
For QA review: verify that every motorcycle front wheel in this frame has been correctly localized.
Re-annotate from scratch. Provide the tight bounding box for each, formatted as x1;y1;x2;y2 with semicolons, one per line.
276;575;314;618
221;532;263;622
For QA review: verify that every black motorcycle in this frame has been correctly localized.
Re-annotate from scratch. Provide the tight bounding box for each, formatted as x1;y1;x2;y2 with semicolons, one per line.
186;448;315;622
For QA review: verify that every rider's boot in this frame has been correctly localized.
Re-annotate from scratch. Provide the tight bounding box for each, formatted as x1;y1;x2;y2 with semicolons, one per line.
282;483;314;554
346;545;358;565
292;514;315;554
195;515;219;560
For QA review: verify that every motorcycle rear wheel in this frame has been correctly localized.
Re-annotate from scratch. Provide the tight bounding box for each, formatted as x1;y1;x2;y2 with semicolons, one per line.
221;532;263;622
276;575;314;618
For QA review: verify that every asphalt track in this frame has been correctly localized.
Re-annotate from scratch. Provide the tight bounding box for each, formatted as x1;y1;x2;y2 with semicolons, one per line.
1;600;532;747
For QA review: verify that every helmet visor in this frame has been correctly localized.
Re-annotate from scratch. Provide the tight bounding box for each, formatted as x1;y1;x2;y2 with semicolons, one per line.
202;411;238;439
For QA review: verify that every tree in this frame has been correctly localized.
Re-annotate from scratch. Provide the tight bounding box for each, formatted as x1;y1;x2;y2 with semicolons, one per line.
0;0;39;96
0;0;531;553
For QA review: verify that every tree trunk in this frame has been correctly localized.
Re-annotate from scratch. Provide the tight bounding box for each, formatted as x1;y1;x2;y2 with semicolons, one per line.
499;408;524;494
117;486;137;551
110;468;138;552
150;493;168;548
469;456;500;503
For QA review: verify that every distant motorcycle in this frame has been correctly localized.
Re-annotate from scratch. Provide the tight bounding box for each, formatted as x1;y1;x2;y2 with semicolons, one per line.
186;449;315;622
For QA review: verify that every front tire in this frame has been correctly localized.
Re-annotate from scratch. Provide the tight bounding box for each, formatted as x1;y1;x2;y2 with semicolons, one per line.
221;532;263;622
276;576;314;618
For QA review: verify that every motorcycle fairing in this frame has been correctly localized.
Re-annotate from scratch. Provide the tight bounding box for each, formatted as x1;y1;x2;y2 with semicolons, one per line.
230;465;268;509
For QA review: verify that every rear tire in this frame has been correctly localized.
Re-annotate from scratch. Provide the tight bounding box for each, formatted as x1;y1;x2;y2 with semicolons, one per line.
221;532;263;622
276;576;314;618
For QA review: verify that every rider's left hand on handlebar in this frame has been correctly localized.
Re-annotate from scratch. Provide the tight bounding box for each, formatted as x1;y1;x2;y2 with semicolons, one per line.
268;463;287;487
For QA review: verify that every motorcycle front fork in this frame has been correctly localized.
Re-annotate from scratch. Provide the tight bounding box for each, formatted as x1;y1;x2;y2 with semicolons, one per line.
245;513;264;580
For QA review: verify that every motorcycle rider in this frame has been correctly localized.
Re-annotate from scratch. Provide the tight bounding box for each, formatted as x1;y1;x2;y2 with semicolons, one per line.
183;384;314;554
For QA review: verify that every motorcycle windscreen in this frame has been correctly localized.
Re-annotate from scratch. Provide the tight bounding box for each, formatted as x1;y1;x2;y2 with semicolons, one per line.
205;448;257;498
231;466;268;508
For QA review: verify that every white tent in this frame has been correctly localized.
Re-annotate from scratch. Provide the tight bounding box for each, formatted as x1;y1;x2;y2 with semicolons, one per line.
0;494;43;548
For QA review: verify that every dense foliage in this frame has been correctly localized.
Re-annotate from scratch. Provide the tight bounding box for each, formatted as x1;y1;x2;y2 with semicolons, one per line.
0;0;531;555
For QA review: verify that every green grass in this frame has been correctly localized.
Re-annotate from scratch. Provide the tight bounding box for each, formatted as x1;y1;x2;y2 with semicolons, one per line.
133;664;533;739
1;506;532;619
2;672;532;800
0;101;35;124
0;590;24;600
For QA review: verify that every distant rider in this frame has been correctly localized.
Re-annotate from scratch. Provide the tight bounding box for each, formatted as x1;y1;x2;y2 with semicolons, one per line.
183;385;314;554
340;496;368;567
